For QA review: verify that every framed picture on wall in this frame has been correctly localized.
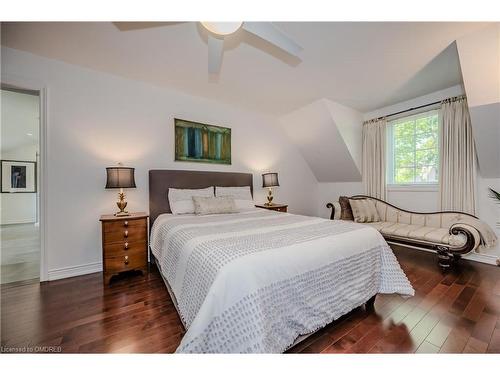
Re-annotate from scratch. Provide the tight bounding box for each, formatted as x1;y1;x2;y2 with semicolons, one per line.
174;118;231;165
1;160;37;193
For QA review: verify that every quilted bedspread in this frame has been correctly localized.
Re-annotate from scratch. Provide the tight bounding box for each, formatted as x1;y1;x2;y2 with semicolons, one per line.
150;209;414;353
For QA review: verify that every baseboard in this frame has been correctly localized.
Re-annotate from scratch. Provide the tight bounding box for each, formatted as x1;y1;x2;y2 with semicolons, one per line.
463;252;500;266
48;262;102;281
388;241;500;266
0;221;37;226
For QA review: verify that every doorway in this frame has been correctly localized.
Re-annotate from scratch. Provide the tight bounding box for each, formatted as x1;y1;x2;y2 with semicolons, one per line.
0;86;41;284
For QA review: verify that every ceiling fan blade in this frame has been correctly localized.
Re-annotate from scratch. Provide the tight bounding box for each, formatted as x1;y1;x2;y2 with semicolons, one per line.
112;22;185;31
242;22;302;58
208;35;224;74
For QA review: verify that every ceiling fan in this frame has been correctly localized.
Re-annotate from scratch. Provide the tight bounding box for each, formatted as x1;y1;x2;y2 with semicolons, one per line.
114;22;302;75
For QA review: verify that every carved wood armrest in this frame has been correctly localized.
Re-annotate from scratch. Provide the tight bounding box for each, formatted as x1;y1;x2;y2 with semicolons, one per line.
448;224;480;255
326;202;335;220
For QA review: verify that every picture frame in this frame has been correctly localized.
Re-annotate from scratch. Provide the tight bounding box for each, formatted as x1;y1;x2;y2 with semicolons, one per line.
174;118;231;165
1;160;37;193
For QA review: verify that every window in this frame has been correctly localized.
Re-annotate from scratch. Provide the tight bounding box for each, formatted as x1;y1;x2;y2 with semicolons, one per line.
387;110;439;186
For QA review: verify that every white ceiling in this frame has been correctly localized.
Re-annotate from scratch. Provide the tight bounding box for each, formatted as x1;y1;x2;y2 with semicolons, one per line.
0;22;490;115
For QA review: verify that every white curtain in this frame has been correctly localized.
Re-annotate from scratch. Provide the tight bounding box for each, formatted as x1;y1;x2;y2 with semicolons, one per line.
439;97;477;215
362;118;387;200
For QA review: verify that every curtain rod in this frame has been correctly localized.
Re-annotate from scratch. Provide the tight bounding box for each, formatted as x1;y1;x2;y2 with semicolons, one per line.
368;94;466;123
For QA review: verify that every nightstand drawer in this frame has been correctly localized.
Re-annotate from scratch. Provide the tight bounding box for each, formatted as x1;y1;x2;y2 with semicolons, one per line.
103;218;146;233
104;251;147;273
104;240;147;258
103;225;147;244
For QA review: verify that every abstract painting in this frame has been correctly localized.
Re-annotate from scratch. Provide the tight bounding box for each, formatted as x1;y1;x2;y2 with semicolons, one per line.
1;160;37;193
174;118;231;164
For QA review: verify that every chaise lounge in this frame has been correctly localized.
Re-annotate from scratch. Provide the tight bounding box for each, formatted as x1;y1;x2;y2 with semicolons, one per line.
327;195;497;269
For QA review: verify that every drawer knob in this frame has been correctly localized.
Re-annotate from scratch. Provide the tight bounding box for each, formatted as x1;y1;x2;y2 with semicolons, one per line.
124;242;129;250
124;221;129;227
124;255;129;265
124;230;129;238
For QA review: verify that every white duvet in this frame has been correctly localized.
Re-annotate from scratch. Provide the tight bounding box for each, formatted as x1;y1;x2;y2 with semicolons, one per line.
150;209;414;353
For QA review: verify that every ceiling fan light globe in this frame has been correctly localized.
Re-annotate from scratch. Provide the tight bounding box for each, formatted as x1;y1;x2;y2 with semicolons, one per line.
201;22;243;36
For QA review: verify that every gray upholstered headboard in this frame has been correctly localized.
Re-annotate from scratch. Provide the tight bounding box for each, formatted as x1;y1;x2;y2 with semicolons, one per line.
148;169;253;226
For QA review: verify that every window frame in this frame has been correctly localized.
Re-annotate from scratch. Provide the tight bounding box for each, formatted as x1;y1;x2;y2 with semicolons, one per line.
386;109;440;191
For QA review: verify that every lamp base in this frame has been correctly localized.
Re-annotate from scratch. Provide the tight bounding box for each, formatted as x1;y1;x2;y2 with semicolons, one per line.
266;188;274;206
115;190;130;217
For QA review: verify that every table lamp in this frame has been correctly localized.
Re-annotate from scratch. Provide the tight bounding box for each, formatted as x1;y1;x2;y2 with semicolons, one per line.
262;172;279;206
105;165;136;216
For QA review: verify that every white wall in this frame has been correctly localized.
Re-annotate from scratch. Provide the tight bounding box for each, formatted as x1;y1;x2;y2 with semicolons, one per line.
385;187;439;212
1;47;318;279
318;182;364;218
1;90;39;225
363;85;465;121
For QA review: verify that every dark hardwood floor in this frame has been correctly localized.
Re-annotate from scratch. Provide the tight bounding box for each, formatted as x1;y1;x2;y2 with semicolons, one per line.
1;246;500;353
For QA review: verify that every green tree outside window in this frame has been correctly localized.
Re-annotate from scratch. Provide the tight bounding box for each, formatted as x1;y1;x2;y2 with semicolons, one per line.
388;111;439;185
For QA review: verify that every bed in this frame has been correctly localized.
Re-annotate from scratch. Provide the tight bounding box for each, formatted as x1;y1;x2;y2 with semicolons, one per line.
148;170;414;353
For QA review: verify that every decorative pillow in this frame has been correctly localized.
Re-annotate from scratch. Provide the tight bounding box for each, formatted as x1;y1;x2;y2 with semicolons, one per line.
215;186;254;210
192;196;238;215
168;187;214;215
339;196;354;221
349;199;381;223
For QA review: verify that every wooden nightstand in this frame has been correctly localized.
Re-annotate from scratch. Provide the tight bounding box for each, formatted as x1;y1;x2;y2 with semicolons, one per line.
255;204;288;213
100;212;149;284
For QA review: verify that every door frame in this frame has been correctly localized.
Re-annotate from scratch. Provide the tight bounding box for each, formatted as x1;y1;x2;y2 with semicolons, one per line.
1;76;48;281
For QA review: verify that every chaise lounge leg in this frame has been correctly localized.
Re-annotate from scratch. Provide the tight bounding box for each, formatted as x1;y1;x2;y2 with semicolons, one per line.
436;246;453;271
365;294;376;311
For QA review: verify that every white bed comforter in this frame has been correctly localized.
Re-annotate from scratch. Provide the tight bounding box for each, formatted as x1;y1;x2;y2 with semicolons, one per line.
150;209;414;353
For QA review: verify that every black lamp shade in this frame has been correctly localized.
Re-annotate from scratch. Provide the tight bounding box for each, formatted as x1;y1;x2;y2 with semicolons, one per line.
105;167;136;189
262;172;279;188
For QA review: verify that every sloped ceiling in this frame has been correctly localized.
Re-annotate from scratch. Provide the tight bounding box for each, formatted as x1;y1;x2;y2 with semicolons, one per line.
279;99;362;182
0;22;488;115
456;24;500;178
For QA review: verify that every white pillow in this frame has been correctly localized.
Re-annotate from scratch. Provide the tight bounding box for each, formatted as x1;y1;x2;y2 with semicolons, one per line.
215;186;254;210
192;196;238;215
168;187;214;215
349;199;381;223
